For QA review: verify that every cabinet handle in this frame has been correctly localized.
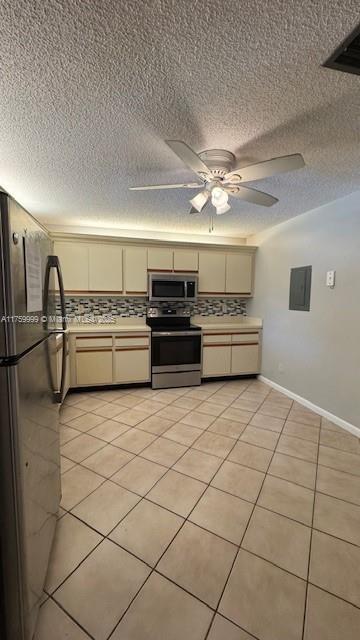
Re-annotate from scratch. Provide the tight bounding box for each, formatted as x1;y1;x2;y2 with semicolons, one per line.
232;342;259;346
76;348;113;353
115;334;149;339
203;343;231;348
115;347;149;352
76;335;112;339
203;332;232;336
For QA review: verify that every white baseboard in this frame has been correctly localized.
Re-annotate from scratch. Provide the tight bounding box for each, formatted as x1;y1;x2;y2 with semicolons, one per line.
258;375;360;438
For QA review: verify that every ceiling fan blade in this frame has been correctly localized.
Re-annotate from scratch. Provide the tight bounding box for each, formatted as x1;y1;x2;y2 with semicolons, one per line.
165;140;211;178
129;182;203;191
225;153;305;183
227;185;278;207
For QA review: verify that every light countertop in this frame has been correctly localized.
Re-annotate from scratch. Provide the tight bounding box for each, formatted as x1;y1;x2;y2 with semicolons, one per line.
66;318;150;333
193;315;262;330
66;315;262;333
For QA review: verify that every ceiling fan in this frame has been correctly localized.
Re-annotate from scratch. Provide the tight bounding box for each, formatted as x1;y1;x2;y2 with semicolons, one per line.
129;141;305;215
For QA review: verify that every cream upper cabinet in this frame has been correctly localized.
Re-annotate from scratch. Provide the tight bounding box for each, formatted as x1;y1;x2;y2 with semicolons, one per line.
88;244;123;292
124;247;148;293
226;253;253;295
198;251;226;293
54;241;89;291
173;250;198;272
148;247;173;271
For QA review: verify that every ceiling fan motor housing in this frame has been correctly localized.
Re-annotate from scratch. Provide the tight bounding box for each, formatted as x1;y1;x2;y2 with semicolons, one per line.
198;149;235;179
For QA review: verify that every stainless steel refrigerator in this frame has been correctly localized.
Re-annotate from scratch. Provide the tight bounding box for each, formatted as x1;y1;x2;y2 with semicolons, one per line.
0;192;67;640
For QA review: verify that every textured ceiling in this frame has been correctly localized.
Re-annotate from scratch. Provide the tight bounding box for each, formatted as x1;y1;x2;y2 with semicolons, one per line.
0;0;359;239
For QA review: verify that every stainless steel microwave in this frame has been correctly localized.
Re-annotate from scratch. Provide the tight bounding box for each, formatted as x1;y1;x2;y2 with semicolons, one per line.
148;273;198;302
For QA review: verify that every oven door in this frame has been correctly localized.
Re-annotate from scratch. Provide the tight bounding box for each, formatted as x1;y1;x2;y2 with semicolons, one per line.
152;332;202;372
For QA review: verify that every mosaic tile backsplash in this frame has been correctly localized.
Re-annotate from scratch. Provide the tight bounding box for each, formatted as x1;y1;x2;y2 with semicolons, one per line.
56;296;247;318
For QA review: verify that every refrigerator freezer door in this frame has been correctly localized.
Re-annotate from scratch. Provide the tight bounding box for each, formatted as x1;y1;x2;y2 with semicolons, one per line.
0;335;60;640
0;193;54;359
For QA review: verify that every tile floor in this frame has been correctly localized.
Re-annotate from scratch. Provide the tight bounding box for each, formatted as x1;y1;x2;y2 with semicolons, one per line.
35;378;360;640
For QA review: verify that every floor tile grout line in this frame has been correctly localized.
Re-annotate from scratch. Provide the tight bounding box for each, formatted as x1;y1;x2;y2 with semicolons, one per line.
102;397;236;640
57;380;357;639
62;461;360;550
55;498;360;625
47;594;95;639
306;581;360;611
204;389;290;639
301;409;321;640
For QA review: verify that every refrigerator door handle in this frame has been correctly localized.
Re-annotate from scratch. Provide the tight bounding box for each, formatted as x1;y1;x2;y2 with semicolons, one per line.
43;255;68;403
54;331;68;404
43;255;67;331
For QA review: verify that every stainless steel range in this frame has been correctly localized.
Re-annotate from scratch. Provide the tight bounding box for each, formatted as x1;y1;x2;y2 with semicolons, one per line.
146;307;202;389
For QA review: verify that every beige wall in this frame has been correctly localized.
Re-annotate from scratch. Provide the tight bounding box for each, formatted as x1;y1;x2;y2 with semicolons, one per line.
247;192;360;428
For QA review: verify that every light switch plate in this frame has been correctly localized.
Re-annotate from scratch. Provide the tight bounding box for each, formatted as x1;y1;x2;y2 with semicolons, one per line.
326;270;336;288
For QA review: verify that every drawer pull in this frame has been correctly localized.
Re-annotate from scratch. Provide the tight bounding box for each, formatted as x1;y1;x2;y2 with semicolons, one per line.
232;342;259;346
76;348;113;353
115;334;149;339
116;347;149;352
203;344;231;348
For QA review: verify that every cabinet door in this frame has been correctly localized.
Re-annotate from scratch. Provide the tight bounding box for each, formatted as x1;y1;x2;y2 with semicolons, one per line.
202;345;231;377
173;250;198;272
198;252;226;293
115;348;150;383
231;344;260;374
54;242;88;291
124;247;148;293
76;350;113;385
226;253;253;295
88;244;123;292
148;247;173;271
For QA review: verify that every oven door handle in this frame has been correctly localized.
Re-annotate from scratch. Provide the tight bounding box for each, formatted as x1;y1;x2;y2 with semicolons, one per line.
152;331;201;337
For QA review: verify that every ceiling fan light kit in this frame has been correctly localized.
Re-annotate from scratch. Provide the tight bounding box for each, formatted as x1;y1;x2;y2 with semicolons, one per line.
130;140;305;217
190;190;209;212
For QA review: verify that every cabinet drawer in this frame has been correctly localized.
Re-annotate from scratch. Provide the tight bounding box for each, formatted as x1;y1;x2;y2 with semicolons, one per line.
203;345;231;376
76;350;113;385
75;336;113;349
114;335;149;348
203;333;232;345
231;344;260;374
231;332;260;344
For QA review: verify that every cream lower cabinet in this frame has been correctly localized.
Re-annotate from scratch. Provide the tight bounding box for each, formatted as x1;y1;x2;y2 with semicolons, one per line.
71;333;150;387
203;345;231;376
114;335;150;383
202;330;261;377
231;344;260;374
75;336;113;385
202;333;232;377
